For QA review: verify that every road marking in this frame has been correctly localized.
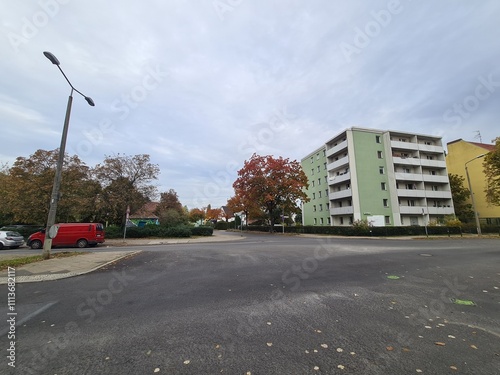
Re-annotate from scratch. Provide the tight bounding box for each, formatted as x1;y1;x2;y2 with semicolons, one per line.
0;301;58;336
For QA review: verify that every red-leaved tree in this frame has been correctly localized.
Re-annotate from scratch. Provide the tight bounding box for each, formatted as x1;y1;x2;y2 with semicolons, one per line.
232;154;309;230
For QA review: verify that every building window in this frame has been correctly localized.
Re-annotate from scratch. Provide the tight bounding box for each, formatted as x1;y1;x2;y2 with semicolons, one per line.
319;204;323;211
312;181;315;187
385;216;391;225
340;217;344;225
318;191;322;198
318;178;321;185
377;151;383;159
316;153;320;160
320;217;324;224
326;203;330;210
432;185;438;191
310;157;313;163
383;199;389;207
317;166;321;172
324;162;327;170
379;166;385;174
311;169;314;175
314;218;317;225
381;182;386;190
312;193;316;199
324;176;328;183
327;217;331;224
313;205;317;212
427;155;434;160
376;135;381;143
325;189;328;197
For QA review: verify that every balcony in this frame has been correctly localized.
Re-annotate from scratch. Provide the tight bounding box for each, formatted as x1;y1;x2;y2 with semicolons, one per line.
419;159;446;168
326;140;348;158
422;175;449;183
427;206;454;215
394;172;423;182
329;189;352;200
418;144;443;153
328;171;351;185
392;156;422;166
330;206;354;215
391;141;419;151
424;190;452;199
399;206;426;215
327;155;349;170
397;189;426;198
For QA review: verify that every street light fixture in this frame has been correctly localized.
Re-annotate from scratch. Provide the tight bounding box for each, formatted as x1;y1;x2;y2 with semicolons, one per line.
465;153;486;236
42;51;95;259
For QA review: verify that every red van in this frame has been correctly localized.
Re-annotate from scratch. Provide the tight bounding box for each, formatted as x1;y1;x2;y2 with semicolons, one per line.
27;223;105;249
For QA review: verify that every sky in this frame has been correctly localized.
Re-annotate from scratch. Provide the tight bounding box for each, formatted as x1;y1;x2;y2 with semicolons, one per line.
2;1;499;209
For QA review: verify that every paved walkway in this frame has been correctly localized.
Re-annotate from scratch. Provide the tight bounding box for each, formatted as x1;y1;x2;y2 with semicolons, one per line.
0;231;243;284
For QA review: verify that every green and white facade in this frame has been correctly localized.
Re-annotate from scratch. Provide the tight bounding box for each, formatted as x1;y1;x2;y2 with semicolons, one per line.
301;128;455;226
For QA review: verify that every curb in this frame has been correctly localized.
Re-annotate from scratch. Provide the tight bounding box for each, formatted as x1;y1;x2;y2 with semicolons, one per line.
0;251;142;284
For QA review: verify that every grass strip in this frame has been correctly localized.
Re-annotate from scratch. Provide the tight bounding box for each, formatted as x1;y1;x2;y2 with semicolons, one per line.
0;252;86;271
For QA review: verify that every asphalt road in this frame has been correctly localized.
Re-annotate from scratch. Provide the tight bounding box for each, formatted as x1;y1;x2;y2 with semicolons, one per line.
1;233;499;374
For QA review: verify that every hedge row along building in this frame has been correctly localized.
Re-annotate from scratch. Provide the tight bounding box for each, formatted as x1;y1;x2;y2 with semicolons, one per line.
301;127;455;226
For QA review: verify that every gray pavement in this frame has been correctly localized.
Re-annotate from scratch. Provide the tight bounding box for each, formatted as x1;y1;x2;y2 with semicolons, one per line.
0;231;243;284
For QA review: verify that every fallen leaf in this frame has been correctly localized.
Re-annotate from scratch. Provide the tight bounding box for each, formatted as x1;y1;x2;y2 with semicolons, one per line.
321;344;328;349
450;366;458;370
154;369;160;373
470;345;478;349
146;350;152;356
267;322;272;325
337;365;345;370
416;370;423;373
215;344;220;349
386;346;394;351
315;330;322;333
402;348;411;352
424;326;432;329
448;335;456;339
435;342;446;346
305;350;310;354
314;366;320;371
183;360;190;365
266;343;273;347
336;348;344;353
350;352;356;355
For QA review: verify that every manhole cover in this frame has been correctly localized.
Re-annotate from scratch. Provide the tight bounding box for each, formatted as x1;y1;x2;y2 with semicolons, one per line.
451;298;476;306
387;275;400;280
420;253;433;257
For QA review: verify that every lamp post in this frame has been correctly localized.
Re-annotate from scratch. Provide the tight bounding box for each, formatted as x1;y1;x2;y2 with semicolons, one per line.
465;153;486;236
42;51;95;259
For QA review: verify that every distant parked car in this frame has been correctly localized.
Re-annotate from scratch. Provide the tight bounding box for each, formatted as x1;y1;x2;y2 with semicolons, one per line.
0;231;25;250
27;223;105;249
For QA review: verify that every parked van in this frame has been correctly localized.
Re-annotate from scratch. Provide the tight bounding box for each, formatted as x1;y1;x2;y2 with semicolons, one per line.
27;223;105;249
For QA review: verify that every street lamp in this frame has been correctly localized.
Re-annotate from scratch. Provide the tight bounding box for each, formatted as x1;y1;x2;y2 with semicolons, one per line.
42;51;95;259
465;153;486;236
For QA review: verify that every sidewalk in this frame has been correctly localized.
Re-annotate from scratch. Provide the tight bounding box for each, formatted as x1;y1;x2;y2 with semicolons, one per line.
0;231;244;284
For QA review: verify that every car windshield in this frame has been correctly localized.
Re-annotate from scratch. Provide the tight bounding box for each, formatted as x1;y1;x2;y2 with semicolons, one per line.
6;231;22;237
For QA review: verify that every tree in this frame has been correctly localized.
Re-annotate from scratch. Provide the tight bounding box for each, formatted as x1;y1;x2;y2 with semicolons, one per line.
233;154;309;231
155;189;187;227
6;149;97;224
448;173;474;222
93;154;159;226
0;163;13;225
484;137;500;206
189;208;205;223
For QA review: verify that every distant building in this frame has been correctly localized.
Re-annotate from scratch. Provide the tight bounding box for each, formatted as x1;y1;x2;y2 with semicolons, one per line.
301;127;455;226
446;139;499;225
129;202;160;227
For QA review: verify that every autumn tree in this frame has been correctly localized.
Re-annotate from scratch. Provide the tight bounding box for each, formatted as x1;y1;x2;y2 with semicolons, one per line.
226;193;262;227
448;173;474;222
6;149;97;224
484;137;500;206
0;163;13;225
233;154;309;231
93;154;159;226
188;208;205;223
155;189;188;227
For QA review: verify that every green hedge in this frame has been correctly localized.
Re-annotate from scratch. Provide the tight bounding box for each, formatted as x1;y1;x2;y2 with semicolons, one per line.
106;224;213;239
244;224;499;236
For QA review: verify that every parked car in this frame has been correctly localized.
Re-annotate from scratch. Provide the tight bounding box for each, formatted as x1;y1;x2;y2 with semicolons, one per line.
0;231;25;250
27;223;105;249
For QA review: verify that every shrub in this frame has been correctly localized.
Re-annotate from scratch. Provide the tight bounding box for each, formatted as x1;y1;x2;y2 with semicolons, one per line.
191;226;214;236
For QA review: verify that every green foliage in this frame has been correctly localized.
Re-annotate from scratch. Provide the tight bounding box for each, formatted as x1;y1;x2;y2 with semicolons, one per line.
448;173;474;222
484;137;500;206
158;208;188;227
214;221;230;230
190;226;214;236
104;225;122;238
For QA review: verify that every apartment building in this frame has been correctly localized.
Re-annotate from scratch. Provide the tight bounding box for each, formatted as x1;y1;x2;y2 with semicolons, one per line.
446;139;499;225
301;127;455;226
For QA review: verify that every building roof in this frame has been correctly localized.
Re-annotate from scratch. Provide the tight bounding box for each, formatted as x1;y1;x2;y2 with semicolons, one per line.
447;138;495;151
130;202;159;219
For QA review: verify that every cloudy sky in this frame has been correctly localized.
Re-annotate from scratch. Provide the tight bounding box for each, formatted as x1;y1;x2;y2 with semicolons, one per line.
2;1;499;208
